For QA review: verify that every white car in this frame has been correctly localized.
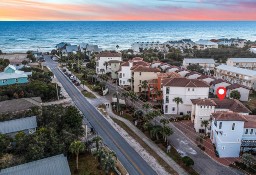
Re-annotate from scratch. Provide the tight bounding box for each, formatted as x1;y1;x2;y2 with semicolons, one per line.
70;76;75;80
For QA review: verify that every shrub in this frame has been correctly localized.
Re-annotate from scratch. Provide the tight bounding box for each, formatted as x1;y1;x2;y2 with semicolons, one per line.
182;156;194;167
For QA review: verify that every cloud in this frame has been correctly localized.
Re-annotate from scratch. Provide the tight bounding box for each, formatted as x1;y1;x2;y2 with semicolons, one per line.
0;0;256;20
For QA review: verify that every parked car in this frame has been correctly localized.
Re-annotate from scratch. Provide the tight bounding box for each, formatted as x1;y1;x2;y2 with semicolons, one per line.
70;75;75;80
75;82;80;86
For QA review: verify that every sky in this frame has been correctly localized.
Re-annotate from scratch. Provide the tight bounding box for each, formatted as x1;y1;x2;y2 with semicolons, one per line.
0;0;256;21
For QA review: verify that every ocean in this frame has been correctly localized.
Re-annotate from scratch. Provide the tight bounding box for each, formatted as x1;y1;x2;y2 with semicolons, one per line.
0;21;256;53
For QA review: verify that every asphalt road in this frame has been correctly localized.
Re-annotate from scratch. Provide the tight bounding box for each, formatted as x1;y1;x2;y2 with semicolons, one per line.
44;56;157;175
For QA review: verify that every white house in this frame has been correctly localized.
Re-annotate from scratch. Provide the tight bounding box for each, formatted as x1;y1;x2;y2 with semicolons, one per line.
191;98;250;133
96;52;122;74
183;58;215;72
162;78;209;115
164;39;195;51
166;66;180;73
226;58;256;70
185;71;202;79
215;64;256;90
118;57;149;86
250;48;256;54
226;83;250;101
210;79;231;94
217;38;247;48
210;112;256;158
131;41;164;53
197;75;215;85
150;61;163;68
177;69;190;77
195;39;218;50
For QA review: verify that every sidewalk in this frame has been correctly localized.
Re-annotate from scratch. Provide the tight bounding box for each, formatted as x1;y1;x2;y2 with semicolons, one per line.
104;105;188;175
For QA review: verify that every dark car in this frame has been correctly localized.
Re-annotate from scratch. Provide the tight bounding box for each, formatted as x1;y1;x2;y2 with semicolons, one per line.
75;82;80;86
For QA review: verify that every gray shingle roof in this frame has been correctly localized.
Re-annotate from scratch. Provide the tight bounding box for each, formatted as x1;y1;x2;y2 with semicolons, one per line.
0;97;42;114
184;58;215;64
0;116;37;134
228;58;256;63
0;154;71;175
66;45;78;53
216;64;256;77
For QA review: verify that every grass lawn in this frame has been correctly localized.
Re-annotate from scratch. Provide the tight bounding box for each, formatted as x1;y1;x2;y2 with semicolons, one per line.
111;118;178;175
68;152;105;175
82;90;96;99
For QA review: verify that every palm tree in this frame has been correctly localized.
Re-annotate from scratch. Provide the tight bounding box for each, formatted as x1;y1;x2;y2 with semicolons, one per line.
201;120;209;136
92;136;102;151
113;92;120;113
151;125;162;140
142;102;152;113
69;141;85;170
161;125;173;142
81;80;86;88
140;80;148;99
173;97;183;115
102;151;117;174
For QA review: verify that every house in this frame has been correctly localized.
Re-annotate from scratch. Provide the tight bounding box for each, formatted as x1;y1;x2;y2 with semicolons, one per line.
217;38;247;48
250;48;256;54
197;75;215;85
215;64;256;90
96;52;122;75
226;83;250;101
226;58;256;70
162;78;209;115
165;66;180;73
210;79;231;94
210;112;256;158
79;43;102;53
131;41;164;52
191;98;250;133
0;65;32;86
150;61;163;68
176;69;190;77
195;39;218;50
147;72;181;101
185;71;201;79
158;63;171;72
56;42;71;50
118;57;148;86
164;39;195;51
0;154;71;175
107;60;122;79
0;97;42;115
131;66;160;93
0;116;37;137
183;58;215;72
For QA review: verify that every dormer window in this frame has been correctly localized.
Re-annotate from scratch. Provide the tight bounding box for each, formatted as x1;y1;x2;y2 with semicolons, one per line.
232;123;235;130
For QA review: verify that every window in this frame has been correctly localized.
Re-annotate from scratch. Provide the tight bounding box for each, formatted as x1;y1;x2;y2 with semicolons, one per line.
172;107;175;111
139;72;142;76
15;78;18;83
123;81;125;84
166;87;169;94
188;88;190;91
123;73;125;77
166;96;169;103
232;123;235;130
214;120;217;127
250;129;254;135
245;129;248;134
219;122;222;129
192;88;194;91
139;80;142;83
222;146;225;150
200;106;203;108
165;105;168;113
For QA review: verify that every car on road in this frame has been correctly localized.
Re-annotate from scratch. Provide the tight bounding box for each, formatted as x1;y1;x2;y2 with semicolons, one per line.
177;149;187;157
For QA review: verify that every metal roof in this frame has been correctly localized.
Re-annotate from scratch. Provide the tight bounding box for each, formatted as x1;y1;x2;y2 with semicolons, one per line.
184;58;215;64
0;154;71;175
0;116;37;134
216;64;256;77
0;72;28;80
228;58;256;63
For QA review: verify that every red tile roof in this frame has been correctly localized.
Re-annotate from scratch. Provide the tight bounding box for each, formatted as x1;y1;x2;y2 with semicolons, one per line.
163;78;209;87
226;83;250;90
132;57;144;61
97;51;122;57
243;115;256;128
211;98;251;113
132;65;160;72
210;79;230;85
191;99;217;106
211;112;247;121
